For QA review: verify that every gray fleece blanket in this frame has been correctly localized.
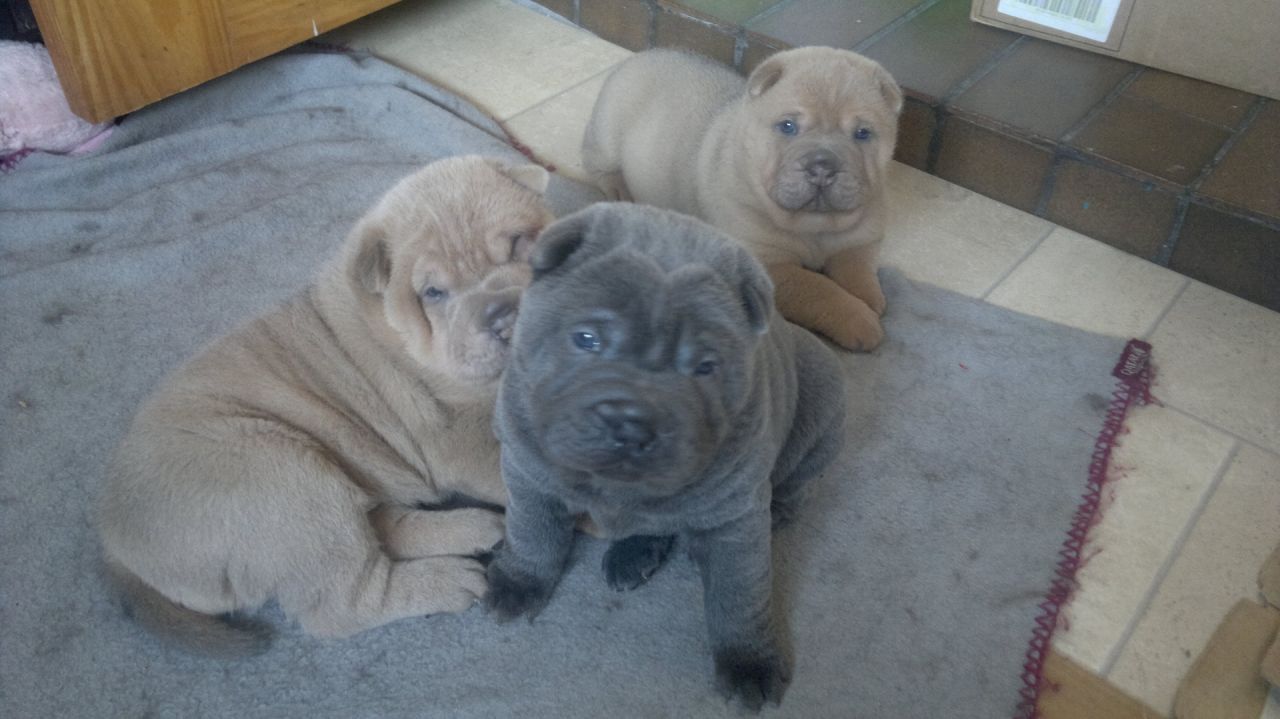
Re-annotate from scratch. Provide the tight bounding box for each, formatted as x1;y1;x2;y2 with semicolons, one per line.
0;51;1125;718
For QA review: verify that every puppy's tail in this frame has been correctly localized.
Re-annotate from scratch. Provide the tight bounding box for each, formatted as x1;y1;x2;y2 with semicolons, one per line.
104;559;272;659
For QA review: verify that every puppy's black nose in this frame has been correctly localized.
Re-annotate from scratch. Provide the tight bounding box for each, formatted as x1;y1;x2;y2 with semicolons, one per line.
485;298;518;342
802;150;839;187
592;400;656;455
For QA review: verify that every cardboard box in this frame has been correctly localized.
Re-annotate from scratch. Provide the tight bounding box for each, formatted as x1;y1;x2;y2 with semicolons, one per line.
972;0;1280;101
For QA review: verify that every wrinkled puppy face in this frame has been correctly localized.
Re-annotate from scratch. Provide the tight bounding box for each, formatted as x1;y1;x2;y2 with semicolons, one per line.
347;156;554;383
742;48;902;232
511;205;774;497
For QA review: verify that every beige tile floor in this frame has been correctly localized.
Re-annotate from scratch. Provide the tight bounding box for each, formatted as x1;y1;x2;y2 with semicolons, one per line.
330;1;1280;714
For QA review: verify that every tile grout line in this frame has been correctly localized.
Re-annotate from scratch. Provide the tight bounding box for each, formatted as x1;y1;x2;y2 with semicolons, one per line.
1035;65;1142;221
1152;197;1192;268
979;223;1056;301
645;0;657;48
732;31;747;69
939;35;1027;107
851;0;944;53
1059;66;1144;145
501;62;622;123
1098;440;1241;678
1138;277;1191;340
1119;90;1248;134
1187;96;1268;194
1031;155;1065;218
1153;96;1269;266
1161;403;1280;460
919;23;1026;174
742;0;796;27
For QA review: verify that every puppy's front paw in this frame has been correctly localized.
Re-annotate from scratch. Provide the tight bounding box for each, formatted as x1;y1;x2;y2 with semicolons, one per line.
714;647;792;712
483;558;553;623
826;303;883;352
602;535;675;591
861;282;887;317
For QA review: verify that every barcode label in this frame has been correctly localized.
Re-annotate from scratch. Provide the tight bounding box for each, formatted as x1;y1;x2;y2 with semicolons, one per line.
996;0;1122;43
1012;0;1103;23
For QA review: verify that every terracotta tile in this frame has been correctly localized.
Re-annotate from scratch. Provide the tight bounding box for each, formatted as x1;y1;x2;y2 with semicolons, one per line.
745;0;921;50
1108;445;1280;715
1200;101;1280;221
740;30;787;74
1053;405;1234;673
893;96;935;171
653;6;736;66
1125;70;1255;129
672;0;782;24
985;227;1187;338
1169;204;1280;313
933;116;1053;213
862;0;1018;104
882;162;1052;298
1045;159;1180;259
532;0;575;21
1147;280;1280;454
580;0;651;52
952;39;1134;141
1070;95;1229;185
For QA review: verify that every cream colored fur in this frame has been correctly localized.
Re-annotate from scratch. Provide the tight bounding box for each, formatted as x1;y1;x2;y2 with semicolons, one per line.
97;156;554;654
583;47;903;351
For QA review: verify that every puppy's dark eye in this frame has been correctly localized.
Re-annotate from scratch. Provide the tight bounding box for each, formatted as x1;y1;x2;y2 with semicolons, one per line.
775;119;799;137
572;331;602;353
853;127;873;141
421;286;447;303
508;232;529;261
693;360;718;377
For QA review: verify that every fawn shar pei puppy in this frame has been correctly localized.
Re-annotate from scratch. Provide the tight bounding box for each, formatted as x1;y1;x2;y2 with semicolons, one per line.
583;47;902;351
98;156;553;656
483;204;846;711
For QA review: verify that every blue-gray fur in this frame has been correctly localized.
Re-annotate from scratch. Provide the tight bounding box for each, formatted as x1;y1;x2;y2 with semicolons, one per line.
484;204;847;710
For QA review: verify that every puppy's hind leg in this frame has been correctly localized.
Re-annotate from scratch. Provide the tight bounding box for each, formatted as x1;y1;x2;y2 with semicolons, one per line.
770;429;841;529
104;558;272;658
770;333;847;528
370;504;504;560
594;172;634;202
266;453;487;637
581;110;633;202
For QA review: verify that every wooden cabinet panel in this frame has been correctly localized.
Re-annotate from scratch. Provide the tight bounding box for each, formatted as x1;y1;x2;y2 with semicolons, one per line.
30;0;401;123
222;0;398;65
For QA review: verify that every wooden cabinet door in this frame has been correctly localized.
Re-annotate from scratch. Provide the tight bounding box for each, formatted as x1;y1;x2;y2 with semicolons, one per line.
30;0;400;123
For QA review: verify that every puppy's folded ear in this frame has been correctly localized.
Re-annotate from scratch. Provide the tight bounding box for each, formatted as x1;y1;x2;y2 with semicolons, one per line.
524;204;614;280
735;250;775;335
747;55;785;98
529;210;594;280
873;63;904;116
486;159;551;195
348;219;392;296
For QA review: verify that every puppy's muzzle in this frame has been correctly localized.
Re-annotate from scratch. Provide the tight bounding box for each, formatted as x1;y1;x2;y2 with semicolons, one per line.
802;149;840;188
484;295;519;344
591;398;657;458
772;145;859;213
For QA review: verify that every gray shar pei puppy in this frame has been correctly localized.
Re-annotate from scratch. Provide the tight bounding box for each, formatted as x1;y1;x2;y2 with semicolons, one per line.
484;203;847;710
